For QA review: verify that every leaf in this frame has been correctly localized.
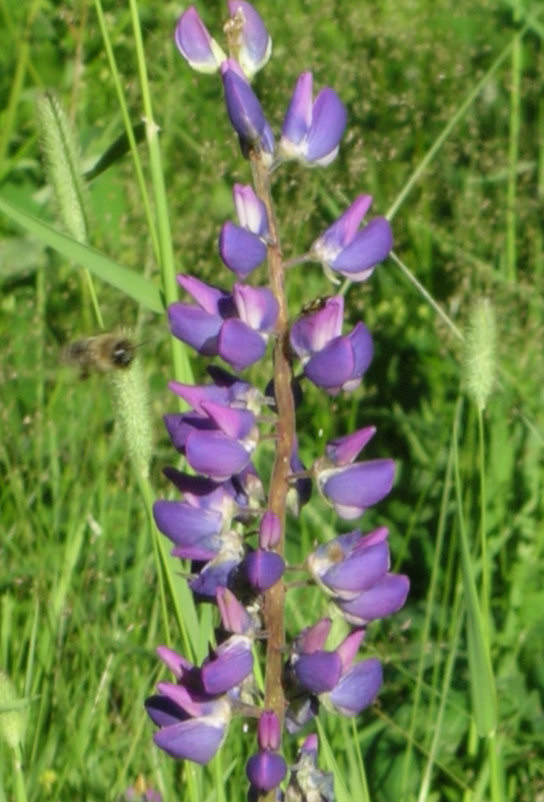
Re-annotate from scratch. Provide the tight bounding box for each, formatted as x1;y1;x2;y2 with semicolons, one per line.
0;195;164;313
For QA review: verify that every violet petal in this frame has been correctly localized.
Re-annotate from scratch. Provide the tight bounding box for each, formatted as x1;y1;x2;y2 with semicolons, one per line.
306;87;347;166
201;637;253;695
168;303;221;355
218;318;267;369
331;217;393;280
321;459;395;519
304;337;354;390
281;71;313;146
153;716;227;764
219;222;267;277
226;0;272;78
242;549;285;591
246;751;287;792
327;658;383;716
186;429;250;480
337;574;410;624
174;7;225;73
294;651;342;694
222;63;266;143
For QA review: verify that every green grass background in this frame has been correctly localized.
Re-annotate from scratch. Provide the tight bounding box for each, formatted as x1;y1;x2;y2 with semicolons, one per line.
1;0;543;800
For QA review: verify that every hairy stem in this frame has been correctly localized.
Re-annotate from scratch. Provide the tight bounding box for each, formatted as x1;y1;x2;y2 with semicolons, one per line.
251;151;295;735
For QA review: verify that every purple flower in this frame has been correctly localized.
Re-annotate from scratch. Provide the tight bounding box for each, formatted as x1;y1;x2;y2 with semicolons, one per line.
174;3;271;79
169;275;278;370
246;712;287;793
216;587;256;635
259;511;281;548
279;72;347;166
310;194;393;282
201;634;254;695
189;548;244;599
286;625;381;725
324;657;383;716
145;642;251;764
241;548;285;591
162;406;257;481
153;499;232;560
290;295;373;394
324;426;377;465
146;684;231;764
219;184;269;277
307;527;391;600
336;573;410;625
307;528;410;623
316;458;395;519
174;7;226;74
161;467;247;518
221;60;272;152
225;1;272;79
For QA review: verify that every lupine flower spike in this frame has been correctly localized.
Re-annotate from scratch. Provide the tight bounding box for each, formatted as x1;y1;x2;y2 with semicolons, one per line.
147;3;408;798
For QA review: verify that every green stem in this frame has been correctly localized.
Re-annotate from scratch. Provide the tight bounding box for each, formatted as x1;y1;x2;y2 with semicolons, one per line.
128;0;193;388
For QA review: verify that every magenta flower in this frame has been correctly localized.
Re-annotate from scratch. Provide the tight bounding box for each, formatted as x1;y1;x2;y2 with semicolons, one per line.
311;194;393;282
279;72;347;166
290;295;373;394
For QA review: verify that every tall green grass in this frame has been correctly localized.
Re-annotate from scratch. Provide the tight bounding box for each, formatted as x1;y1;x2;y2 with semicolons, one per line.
1;1;543;800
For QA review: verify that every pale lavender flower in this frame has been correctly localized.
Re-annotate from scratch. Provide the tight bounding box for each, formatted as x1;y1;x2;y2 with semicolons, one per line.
174;2;271;79
174;7;226;73
279;72;347;166
311;194;393;282
226;1;272;78
219;184;269;276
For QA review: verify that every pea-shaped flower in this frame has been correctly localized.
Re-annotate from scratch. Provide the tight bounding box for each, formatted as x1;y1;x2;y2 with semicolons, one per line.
169;275;278;371
145;638;252;764
175;2;271;79
246;711;287;793
221;60;275;161
289;295;373;394
310;194;393;282
312;428;396;520
219;184;269;277
279;72;347;167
